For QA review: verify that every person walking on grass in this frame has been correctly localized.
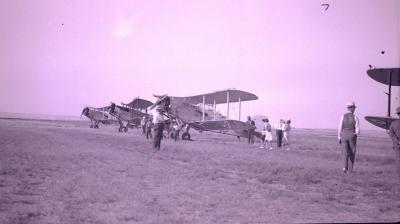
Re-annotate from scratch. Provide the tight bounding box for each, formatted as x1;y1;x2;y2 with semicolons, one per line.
259;118;273;150
152;106;167;150
338;102;360;174
283;120;292;150
388;106;400;181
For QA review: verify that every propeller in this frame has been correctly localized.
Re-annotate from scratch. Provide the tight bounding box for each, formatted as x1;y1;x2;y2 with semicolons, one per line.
81;106;89;118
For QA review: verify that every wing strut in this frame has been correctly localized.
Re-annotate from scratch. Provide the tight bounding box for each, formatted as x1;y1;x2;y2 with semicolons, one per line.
202;95;205;121
226;90;230;120
213;99;216;120
238;97;241;121
387;71;392;117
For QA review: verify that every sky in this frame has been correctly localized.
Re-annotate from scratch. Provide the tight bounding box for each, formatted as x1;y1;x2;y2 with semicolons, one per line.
0;0;399;129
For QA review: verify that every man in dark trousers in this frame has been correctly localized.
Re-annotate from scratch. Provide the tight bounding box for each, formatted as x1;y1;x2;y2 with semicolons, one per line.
146;116;153;139
389;106;400;181
140;116;147;135
246;116;255;144
338;102;360;173
276;119;285;148
152;106;166;150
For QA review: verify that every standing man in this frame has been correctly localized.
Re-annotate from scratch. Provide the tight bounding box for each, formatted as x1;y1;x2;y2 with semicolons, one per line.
276;119;285;148
246;116;255;144
283;120;292;150
172;119;182;142
140;116;147;135
338;102;360;173
388;106;400;181
146;116;153;139
152;106;166;150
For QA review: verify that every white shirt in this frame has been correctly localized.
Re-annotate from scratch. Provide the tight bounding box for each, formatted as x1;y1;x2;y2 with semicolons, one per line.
276;121;284;131
338;113;360;139
140;117;146;126
151;109;165;124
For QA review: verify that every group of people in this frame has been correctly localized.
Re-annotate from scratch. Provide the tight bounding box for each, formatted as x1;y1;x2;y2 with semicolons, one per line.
138;101;400;181
246;116;292;150
140;106;183;150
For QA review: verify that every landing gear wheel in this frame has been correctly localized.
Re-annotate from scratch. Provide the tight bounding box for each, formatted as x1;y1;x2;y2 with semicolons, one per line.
121;127;128;132
94;125;99;129
181;132;191;141
118;127;122;132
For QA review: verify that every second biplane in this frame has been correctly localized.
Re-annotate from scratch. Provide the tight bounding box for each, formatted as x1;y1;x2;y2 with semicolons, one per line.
108;97;153;132
81;106;117;128
150;89;262;140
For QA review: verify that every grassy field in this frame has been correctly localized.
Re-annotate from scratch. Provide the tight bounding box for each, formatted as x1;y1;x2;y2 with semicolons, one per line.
0;117;399;223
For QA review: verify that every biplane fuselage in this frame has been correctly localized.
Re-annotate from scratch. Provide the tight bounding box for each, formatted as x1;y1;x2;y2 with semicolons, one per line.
168;97;214;123
109;104;146;129
108;98;153;132
81;106;116;128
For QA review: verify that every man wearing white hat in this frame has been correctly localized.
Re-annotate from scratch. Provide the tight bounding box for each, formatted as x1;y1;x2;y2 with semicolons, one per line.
151;105;167;150
388;106;400;180
338;102;360;173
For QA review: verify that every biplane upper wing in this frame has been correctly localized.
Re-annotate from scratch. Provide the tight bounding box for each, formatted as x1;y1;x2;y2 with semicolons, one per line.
181;89;258;104
122;97;153;109
367;68;400;86
191;119;256;131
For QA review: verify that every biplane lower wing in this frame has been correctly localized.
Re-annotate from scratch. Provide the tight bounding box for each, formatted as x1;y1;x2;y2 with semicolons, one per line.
365;116;398;130
189;120;263;139
191;120;255;131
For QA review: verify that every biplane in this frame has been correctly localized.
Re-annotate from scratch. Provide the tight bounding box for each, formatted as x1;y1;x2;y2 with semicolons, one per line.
150;89;262;140
365;67;400;129
81;106;116;128
108;97;153;132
